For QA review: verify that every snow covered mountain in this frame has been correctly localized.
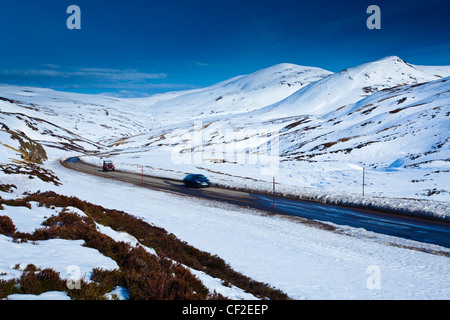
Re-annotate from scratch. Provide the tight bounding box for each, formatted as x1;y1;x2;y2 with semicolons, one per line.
0;85;158;147
80;56;449;204
1;56;450;205
258;56;450;118
1;56;450;301
125;63;332;126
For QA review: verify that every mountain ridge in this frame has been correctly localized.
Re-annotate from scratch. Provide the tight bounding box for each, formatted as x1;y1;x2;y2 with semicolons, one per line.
0;56;449;202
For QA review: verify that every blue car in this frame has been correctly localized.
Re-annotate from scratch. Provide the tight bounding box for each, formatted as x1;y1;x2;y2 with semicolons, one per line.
183;174;210;188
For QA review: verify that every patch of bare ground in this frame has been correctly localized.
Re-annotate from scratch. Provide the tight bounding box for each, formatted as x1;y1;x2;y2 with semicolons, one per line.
389;103;427;114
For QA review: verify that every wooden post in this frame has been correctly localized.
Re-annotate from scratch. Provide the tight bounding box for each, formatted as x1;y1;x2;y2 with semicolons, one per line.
273;176;275;214
362;167;365;197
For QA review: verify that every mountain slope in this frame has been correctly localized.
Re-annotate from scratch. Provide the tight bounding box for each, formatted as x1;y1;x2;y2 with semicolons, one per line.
281;76;450;164
92;57;450;203
0;57;449;204
124;63;332;126
0;85;158;146
1;57;450;301
257;56;450;119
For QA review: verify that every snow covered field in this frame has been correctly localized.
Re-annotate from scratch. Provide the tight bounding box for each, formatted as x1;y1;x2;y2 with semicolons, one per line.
1;56;449;299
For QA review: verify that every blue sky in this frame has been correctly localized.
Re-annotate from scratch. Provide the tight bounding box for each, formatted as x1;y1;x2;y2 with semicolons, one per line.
0;0;449;97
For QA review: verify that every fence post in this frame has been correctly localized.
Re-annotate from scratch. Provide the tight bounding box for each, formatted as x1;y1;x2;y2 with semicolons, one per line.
273;176;275;214
362;167;365;197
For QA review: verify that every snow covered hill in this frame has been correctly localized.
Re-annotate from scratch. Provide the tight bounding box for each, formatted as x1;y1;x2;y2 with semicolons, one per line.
1;56;449;207
0;85;158;147
258;56;450;118
77;56;450;209
125;63;332;126
1;56;449;208
1;56;450;300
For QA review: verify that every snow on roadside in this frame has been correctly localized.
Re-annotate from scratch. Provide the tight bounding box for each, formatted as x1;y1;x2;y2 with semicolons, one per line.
27;158;449;300
81;154;450;222
0;159;259;300
1;156;449;299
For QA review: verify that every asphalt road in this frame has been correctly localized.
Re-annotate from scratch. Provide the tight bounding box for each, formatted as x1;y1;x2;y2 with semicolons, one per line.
62;158;450;250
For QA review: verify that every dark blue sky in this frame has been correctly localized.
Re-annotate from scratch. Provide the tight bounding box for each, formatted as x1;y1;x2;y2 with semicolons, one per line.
0;0;449;97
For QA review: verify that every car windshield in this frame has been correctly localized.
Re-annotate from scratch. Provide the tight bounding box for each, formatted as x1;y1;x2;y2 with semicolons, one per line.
194;175;207;180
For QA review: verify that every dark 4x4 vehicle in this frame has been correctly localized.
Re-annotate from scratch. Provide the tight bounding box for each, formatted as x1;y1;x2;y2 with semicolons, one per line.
103;161;115;172
183;174;210;188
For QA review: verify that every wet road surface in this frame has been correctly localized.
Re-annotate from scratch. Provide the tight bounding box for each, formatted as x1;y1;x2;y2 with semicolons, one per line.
62;158;450;249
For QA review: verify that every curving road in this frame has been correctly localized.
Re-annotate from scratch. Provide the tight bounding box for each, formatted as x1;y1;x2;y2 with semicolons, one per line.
62;158;450;250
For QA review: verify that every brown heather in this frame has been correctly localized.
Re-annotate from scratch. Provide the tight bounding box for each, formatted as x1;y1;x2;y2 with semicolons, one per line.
0;191;289;300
